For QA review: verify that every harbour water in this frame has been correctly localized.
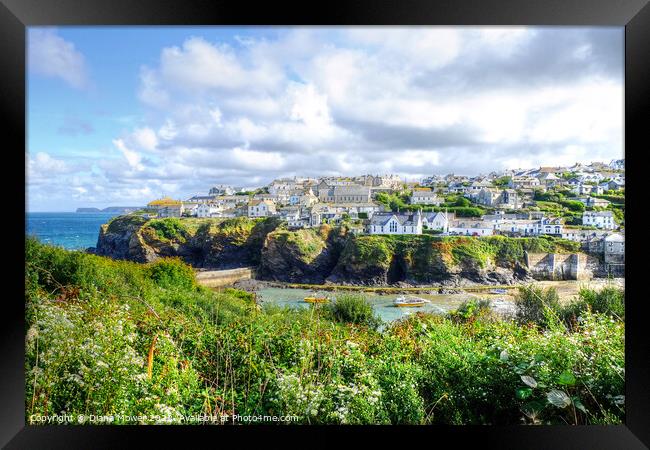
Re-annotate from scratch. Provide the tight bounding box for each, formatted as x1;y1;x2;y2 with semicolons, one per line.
253;277;624;323
255;287;516;323
25;212;119;250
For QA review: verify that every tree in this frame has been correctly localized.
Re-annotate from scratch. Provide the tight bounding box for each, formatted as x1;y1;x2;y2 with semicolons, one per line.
493;176;512;188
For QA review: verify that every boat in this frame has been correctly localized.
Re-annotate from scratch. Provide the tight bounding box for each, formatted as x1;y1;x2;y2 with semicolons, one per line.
394;295;429;307
303;296;330;304
489;289;508;294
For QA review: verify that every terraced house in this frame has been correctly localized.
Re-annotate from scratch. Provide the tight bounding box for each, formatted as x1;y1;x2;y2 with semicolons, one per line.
410;189;442;205
247;199;277;217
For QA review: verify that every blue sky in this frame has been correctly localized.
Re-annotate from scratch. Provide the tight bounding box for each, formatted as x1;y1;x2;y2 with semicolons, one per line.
27;26;623;212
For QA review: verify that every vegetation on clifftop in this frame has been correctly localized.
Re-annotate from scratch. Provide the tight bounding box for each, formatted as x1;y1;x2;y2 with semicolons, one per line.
335;234;582;280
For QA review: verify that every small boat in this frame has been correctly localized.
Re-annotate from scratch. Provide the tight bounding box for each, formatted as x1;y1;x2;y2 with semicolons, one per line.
304;296;330;304
489;289;508;295
394;295;429;307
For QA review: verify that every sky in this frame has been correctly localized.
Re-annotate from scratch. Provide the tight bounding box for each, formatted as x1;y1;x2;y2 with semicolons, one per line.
26;26;624;212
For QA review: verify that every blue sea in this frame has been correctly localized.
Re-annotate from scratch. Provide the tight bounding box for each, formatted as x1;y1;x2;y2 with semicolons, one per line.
26;212;120;250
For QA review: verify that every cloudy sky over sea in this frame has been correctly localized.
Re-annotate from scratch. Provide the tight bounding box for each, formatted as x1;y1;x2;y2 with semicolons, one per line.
27;26;623;211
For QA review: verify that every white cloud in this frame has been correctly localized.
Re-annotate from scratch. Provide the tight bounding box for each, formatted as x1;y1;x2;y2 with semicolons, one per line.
131;127;158;151
28;27;624;210
28;152;69;180
156;36;283;94
28;28;89;89
112;139;144;171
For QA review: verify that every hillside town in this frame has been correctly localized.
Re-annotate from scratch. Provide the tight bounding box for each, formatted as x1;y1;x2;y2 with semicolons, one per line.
144;160;624;261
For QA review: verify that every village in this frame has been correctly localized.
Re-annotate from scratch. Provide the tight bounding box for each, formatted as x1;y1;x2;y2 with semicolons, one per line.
143;159;625;262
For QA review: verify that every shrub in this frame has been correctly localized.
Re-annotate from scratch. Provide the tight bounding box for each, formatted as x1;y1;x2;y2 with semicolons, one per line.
146;258;196;290
514;286;560;328
326;294;382;329
147;218;187;241
448;298;493;323
579;286;625;319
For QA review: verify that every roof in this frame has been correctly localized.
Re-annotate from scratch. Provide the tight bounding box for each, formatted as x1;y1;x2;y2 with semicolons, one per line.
412;190;438;197
584;211;614;217
369;212;421;227
249;199;275;206
187;195;216;201
450;220;492;229
148;197;181;207
423;211;449;221
333;185;371;196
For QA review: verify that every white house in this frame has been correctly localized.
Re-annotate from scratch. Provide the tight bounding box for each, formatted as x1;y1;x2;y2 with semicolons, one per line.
422;211;452;232
248;200;277;217
368;210;423;235
604;233;624;253
583;211;616;229
410;190;442;205
448;220;494;236
197;203;222;218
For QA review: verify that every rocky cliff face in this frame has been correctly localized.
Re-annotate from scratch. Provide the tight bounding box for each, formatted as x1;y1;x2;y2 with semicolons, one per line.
95;215;283;268
95;216;599;285
327;235;534;286
257;225;349;284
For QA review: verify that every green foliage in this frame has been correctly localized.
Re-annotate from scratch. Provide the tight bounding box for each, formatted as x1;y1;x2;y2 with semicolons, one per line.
325;294;382;329
147;218;188;241
558;287;625;325
25;238;624;425
146;258;197;290
514;285;561;329
452;196;471;207
448;298;494;323
560;199;585;212
493;176;512;188
580;287;624;319
592;194;624;204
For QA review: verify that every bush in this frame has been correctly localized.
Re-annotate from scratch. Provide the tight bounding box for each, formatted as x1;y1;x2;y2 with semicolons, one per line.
448;298;494;323
147;218;187;241
326;294;382;329
560;199;585;212
581;287;624;319
514;286;560;328
146;258;196;290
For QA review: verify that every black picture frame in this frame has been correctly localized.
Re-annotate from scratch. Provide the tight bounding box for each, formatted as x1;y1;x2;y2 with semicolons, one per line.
4;0;649;447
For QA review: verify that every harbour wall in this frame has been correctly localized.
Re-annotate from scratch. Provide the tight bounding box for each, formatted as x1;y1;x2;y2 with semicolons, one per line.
195;267;255;288
524;252;600;280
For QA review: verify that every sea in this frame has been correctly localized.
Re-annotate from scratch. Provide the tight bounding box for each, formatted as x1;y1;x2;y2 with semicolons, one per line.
26;212;120;251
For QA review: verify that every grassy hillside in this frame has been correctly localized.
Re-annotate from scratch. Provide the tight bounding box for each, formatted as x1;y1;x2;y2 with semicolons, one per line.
25;237;623;425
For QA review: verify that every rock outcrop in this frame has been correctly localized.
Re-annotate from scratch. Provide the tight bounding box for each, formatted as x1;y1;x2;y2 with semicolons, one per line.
95;215;597;285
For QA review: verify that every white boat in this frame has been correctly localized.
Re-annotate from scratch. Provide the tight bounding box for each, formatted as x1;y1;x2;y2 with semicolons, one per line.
489;288;508;294
394;295;430;307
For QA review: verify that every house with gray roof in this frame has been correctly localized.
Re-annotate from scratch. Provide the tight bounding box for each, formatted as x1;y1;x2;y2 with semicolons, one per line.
368;210;423;235
410;190;442;205
333;185;371;203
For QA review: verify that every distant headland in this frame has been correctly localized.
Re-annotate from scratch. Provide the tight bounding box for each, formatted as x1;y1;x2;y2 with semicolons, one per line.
76;206;143;214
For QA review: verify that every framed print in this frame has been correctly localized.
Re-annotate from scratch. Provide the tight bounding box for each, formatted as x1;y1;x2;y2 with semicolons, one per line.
3;0;649;447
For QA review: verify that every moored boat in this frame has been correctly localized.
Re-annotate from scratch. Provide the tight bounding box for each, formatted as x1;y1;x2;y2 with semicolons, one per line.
304;296;330;304
394;295;429;307
489;288;508;294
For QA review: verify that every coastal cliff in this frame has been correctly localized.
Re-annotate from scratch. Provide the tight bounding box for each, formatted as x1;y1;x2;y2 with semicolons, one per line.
95;215;597;285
